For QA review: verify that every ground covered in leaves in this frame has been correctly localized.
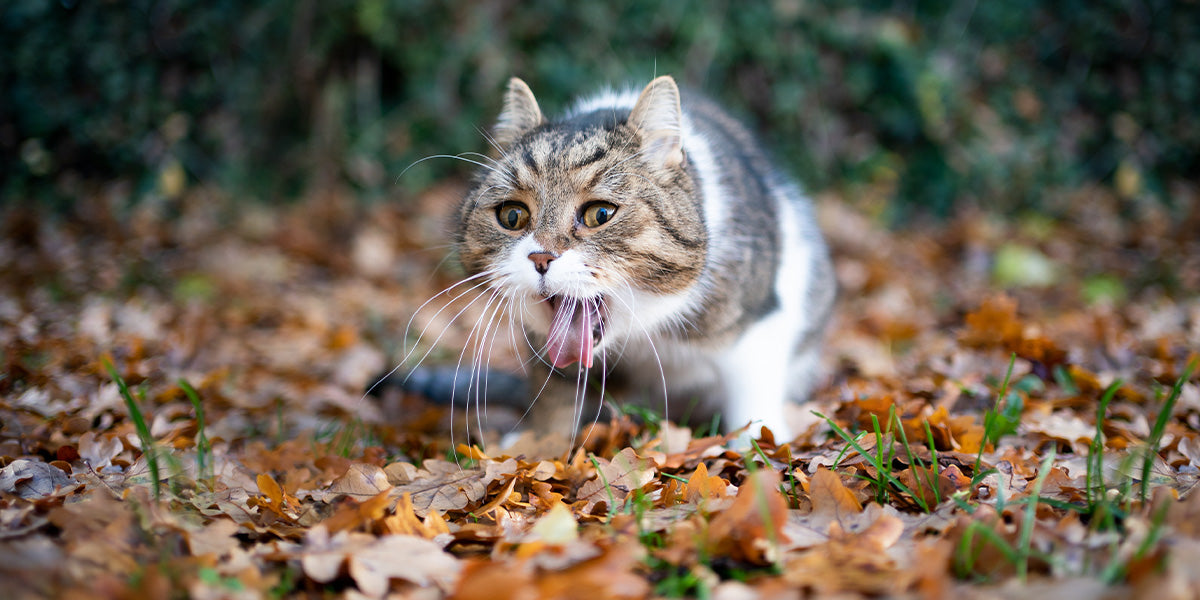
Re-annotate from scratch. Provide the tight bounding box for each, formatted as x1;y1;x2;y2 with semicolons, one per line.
2;184;1199;599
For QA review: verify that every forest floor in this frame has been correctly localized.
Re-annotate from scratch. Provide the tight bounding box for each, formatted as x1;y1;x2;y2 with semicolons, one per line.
1;182;1198;599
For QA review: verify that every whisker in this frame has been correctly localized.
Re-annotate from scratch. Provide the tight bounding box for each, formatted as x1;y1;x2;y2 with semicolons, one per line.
401;272;501;375
402;269;496;358
396;153;512;184
607;283;671;424
361;270;496;402
470;290;510;439
451;286;504;449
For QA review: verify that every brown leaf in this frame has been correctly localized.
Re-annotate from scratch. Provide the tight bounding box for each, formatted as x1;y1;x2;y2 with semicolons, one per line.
250;472;299;522
328;462;393;499
382;492;450;539
322;488;393;533
387;458;514;516
896;463;971;508
782;514;906;595
454;544;648;600
575;448;657;511
185;518;240;558
0;459;78;499
684;461;729;504
807;466;862;519
961;295;1023;348
706;469;789;565
347;534;461;595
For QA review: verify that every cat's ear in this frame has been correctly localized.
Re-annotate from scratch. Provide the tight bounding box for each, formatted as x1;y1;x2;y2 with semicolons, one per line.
494;78;544;146
628;76;684;168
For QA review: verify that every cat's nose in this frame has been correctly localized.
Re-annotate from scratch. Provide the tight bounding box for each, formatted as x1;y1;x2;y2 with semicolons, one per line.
528;252;557;275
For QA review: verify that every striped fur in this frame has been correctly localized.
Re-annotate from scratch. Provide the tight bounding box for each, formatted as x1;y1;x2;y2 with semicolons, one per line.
451;76;835;441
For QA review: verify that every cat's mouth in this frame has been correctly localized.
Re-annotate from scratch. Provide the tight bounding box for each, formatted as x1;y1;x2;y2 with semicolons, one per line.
542;294;606;369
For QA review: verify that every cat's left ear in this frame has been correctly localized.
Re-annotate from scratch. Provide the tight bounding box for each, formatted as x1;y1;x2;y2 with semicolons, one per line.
495;78;544;146
629;76;684;169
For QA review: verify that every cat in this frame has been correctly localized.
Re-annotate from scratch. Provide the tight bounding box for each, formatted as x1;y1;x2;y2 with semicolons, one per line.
408;75;835;444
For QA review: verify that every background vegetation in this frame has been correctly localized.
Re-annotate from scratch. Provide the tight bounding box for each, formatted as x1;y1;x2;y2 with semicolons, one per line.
3;0;1197;217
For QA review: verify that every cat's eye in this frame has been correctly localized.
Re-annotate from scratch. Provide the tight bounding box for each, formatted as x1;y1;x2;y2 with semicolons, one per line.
495;202;530;230
581;202;618;228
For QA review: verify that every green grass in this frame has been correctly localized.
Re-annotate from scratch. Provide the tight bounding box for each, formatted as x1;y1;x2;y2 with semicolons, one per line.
1142;359;1196;502
1087;380;1123;508
953;361;1196;582
589;454;620;524
976;355;1024;475
953;450;1056;581
104;357;162;499
179;378;213;489
817;405;935;512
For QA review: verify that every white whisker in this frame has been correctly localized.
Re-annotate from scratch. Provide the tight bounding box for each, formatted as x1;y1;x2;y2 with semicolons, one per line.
396;153;513;185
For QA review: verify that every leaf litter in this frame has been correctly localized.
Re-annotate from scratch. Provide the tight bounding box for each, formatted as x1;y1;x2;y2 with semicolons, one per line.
0;186;1198;598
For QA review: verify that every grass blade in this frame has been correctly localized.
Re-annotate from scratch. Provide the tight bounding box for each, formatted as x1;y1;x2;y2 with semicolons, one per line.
1088;380;1122;506
1141;359;1196;502
103;357;161;499
1016;449;1056;580
179;378;213;487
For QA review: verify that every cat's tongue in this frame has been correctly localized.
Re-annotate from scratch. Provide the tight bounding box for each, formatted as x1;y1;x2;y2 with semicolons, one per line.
545;297;600;369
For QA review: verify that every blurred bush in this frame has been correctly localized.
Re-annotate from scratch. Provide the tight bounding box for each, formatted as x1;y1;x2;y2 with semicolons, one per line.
2;0;1196;216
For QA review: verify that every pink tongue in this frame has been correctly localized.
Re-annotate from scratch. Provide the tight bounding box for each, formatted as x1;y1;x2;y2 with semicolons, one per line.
546;298;596;369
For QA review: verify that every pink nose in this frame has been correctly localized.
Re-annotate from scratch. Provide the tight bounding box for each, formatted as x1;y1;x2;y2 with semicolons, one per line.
528;252;557;274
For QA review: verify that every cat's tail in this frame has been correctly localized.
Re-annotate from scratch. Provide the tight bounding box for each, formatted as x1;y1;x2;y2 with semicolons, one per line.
368;365;529;408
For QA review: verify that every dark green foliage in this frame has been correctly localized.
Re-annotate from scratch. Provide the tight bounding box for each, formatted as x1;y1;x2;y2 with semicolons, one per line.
4;1;1196;214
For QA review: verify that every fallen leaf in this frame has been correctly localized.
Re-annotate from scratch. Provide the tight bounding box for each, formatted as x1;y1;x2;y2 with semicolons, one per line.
0;459;78;499
328;462;393;499
685;461;730;504
807;466;862;519
576;448;657;512
347;534;461;595
706;469;789;565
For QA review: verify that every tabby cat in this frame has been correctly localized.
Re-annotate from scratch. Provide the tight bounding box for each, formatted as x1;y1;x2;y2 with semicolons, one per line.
422;76;834;443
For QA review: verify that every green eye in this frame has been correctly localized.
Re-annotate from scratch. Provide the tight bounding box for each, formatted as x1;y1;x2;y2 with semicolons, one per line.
582;202;617;228
496;202;530;230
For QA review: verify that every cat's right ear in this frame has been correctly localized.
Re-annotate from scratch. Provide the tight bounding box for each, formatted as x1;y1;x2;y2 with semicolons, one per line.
494;78;544;146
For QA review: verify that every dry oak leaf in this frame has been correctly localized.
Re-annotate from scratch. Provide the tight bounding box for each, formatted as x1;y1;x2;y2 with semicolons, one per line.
919;405;981;452
782;513;906;595
453;544;649;600
249;472;300;522
185;518;241;558
0;459;78;499
348;534;462;596
807;466;863;520
77;431;125;470
328;462;393;500
299;525;461;597
387;458;516;517
322;488;394;534
526;502;578;545
576;448;657;512
705;469;789;565
1020;409;1096;450
895;463;972;509
961;295;1023;348
382;491;451;540
514;503;607;570
684;461;731;505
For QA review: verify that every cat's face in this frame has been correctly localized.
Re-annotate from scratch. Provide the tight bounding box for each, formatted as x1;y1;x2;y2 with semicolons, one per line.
455;77;708;368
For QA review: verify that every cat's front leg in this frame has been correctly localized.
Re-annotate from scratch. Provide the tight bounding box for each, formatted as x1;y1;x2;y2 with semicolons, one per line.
716;314;797;443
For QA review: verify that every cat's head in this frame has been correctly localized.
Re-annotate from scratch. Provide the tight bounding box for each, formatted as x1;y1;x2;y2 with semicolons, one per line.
454;76;708;368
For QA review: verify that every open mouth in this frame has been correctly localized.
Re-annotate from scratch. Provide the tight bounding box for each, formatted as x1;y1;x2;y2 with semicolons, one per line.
542;294;607;369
